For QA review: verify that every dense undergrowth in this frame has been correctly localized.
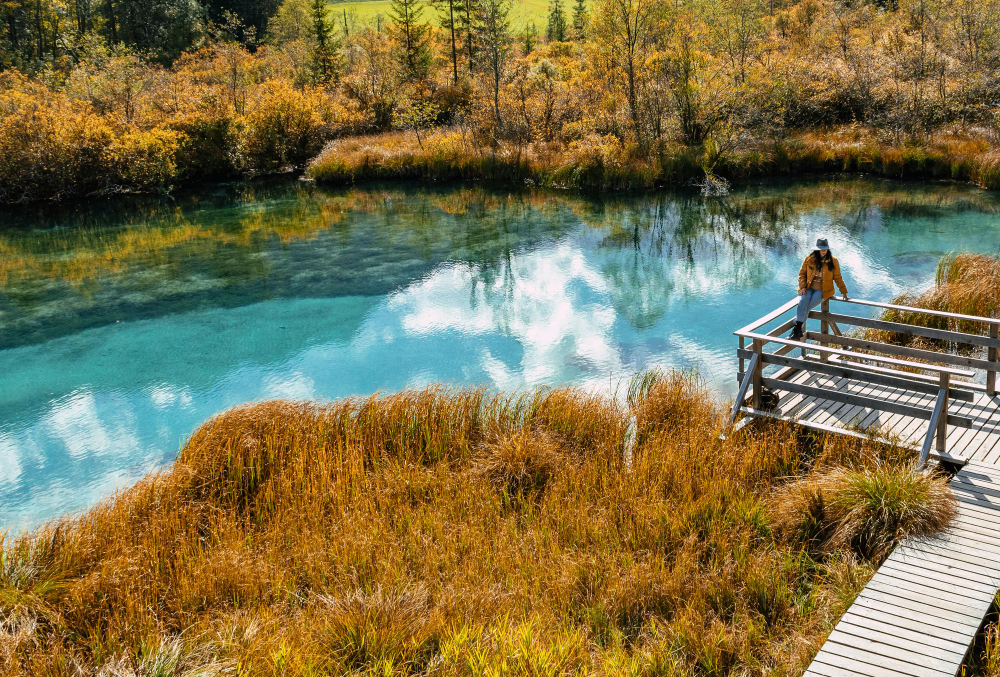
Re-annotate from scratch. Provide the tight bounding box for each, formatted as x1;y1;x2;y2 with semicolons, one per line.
9;0;1000;202
0;372;956;675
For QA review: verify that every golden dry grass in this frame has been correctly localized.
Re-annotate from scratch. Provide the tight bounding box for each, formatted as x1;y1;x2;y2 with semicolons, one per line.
306;127;1000;193
0;373;956;675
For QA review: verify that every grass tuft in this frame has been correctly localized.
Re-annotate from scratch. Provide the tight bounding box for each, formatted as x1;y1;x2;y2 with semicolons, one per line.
772;461;956;561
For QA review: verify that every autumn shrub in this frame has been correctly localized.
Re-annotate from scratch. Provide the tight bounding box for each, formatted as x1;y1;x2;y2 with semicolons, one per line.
0;74;116;202
106;128;182;190
475;428;564;499
0;50;363;202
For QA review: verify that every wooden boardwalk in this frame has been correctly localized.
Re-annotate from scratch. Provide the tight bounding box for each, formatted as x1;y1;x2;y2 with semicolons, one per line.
731;296;1000;676
805;460;1000;677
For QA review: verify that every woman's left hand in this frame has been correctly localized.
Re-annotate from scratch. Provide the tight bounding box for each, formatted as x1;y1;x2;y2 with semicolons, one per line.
842;293;849;301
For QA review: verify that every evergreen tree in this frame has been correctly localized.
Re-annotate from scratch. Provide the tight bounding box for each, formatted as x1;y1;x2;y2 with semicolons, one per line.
475;0;511;131
546;0;566;42
521;21;536;54
459;0;478;73
431;0;460;83
310;0;340;84
390;0;432;80
571;0;587;39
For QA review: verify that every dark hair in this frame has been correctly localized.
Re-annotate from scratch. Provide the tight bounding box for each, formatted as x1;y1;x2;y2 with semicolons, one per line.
811;249;834;270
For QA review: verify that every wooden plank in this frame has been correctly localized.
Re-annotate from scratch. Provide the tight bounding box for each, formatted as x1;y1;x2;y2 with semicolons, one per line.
858;381;926;443
873;387;934;448
811;311;1000;350
853;588;983;629
848;597;979;644
838;297;1000;327
824;629;956;675
887;548;1000;586
804;662;865;677
952;492;1000;519
860;578;987;620
944;392;987;457
761;378;974;428
989;323;998;396
734;297;799;335
798;374;864;430
811;647;921;677
946;515;1000;545
829;626;963;673
730;353;757;424
836;615;968;658
820;639;952;677
952;505;1000;529
895;540;1000;575
787;371;843;420
866;572;993;614
877;559;998;598
921;390;947;466
907;533;1000;562
960;395;1000;463
810;330;1000;374
956;401;1000;462
846;379;915;442
950;475;1000;503
742;349;975;401
736;406;967;465
736;330;975;377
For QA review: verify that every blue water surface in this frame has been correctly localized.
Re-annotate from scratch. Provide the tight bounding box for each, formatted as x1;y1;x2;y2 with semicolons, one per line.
2;177;1000;531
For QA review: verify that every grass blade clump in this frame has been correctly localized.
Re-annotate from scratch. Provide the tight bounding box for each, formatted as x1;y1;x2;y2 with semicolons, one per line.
316;587;440;673
475;428;563;500
772;461;956;561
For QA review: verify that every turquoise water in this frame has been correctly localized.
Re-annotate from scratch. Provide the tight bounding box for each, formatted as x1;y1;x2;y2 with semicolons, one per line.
3;178;1000;531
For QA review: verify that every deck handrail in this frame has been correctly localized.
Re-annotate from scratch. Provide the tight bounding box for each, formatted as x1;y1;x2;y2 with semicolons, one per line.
837;297;1000;327
734;297;800;335
735;330;976;378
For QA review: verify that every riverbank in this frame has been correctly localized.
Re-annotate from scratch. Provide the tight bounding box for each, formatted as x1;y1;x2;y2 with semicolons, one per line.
1;372;959;675
307;127;1000;193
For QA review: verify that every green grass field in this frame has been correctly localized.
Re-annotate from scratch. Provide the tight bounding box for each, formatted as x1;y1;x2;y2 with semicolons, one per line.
330;0;565;30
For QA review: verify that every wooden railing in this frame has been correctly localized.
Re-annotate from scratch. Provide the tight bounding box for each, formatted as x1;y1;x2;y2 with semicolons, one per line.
733;297;1000;465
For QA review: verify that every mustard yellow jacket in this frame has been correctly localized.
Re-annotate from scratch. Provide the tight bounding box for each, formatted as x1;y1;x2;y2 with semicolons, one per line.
798;254;848;300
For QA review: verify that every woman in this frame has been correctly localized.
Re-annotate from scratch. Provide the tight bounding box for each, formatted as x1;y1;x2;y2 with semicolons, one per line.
790;238;849;340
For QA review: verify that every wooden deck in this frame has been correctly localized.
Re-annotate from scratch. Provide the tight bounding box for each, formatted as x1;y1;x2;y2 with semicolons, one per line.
732;296;1000;676
804;460;1000;677
760;370;1000;464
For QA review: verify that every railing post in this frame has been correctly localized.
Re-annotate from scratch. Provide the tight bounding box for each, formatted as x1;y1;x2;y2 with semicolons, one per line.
989;323;998;397
752;338;763;409
937;372;950;453
739;336;745;383
820;299;830;362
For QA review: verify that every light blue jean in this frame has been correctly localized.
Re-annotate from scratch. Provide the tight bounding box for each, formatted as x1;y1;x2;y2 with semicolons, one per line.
796;288;824;324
